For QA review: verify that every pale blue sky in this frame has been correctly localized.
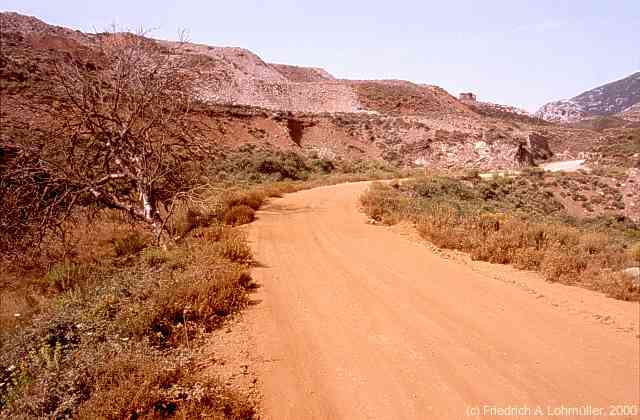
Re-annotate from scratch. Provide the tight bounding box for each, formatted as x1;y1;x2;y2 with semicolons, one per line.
2;0;638;111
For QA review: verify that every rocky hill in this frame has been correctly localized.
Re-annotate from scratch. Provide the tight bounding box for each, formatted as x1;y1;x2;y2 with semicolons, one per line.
536;72;640;123
0;11;633;172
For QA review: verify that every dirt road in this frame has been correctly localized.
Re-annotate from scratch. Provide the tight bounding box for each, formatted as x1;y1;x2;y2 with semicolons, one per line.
540;160;588;173
246;181;639;419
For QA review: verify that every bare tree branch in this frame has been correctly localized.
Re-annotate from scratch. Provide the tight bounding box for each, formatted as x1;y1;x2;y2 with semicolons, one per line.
0;27;211;255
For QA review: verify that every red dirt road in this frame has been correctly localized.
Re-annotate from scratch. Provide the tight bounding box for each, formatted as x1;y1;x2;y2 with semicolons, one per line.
246;181;639;419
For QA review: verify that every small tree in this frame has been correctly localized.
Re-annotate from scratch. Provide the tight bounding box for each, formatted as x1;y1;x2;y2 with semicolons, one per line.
1;29;207;253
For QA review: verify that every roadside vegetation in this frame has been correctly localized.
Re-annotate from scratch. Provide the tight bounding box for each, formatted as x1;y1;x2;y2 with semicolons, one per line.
361;172;640;301
0;26;414;418
0;163;413;418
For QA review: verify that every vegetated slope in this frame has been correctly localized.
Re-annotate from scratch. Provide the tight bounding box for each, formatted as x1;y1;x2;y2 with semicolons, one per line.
465;100;547;125
347;80;475;117
536;72;640;123
0;11;633;171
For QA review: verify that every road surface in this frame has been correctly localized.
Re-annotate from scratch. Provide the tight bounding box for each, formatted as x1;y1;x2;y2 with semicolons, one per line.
540;159;588;173
246;181;639;419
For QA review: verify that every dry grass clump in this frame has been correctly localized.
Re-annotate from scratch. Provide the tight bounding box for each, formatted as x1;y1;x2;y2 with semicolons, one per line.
44;261;95;293
125;264;251;342
26;347;255;420
224;190;265;211
76;352;183;419
629;242;640;262
167;200;220;238
361;178;640;300
224;205;256;226
142;247;169;267
360;181;413;224
112;232;148;257
219;230;253;263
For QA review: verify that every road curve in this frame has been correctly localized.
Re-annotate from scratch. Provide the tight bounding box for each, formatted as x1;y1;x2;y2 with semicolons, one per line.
246;181;639;419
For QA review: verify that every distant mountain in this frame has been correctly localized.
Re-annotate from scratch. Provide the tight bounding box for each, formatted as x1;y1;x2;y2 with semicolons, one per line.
536;72;640;123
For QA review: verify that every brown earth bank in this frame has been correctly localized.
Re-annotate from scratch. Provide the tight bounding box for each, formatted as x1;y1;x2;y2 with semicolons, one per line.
245;181;639;419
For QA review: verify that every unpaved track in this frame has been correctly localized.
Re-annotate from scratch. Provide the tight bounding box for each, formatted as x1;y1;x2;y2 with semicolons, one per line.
246;181;639;419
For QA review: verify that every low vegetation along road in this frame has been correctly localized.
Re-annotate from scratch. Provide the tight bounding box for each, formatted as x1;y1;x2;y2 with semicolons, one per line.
246;181;638;419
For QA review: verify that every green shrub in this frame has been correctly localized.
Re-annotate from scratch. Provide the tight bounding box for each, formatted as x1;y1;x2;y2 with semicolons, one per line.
311;158;335;174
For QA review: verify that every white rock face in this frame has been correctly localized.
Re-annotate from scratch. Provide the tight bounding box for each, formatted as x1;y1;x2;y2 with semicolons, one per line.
534;100;585;123
478;102;532;117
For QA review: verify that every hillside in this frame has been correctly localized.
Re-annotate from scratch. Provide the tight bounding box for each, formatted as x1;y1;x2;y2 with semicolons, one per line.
536;72;640;123
618;102;640;121
0;11;635;172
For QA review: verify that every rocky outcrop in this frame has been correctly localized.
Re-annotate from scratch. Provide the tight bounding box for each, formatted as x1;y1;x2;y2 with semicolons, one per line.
527;132;553;160
513;132;553;167
514;142;535;167
534;100;585;123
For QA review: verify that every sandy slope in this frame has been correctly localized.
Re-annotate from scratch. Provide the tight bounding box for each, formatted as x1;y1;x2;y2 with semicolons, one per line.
246;181;639;419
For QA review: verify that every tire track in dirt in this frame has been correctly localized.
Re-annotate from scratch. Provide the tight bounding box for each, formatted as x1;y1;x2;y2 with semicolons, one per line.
245;181;639;419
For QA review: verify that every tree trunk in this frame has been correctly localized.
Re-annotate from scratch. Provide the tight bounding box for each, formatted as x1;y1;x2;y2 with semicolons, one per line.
140;187;163;236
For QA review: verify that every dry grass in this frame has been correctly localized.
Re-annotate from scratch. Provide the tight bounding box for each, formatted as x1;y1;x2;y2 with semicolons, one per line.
142;247;169;267
361;179;639;300
1;208;257;417
219;230;253;264
124;264;252;343
44;261;96;293
224;205;256;226
112;232;148;257
1;164;415;417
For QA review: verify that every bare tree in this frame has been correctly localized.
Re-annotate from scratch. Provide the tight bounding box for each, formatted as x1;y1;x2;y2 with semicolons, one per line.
0;29;207;253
